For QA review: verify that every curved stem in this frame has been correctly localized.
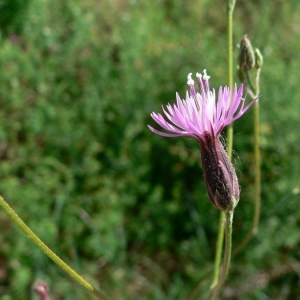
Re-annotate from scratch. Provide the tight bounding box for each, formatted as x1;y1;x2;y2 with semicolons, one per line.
233;70;261;257
244;71;256;96
211;0;236;289
207;210;234;300
0;196;109;300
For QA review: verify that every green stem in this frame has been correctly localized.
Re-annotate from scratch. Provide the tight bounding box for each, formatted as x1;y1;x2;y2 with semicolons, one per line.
210;211;225;288
244;71;256;96
226;0;236;157
211;0;236;289
0;196;109;300
207;210;234;300
252;69;261;239
233;69;261;257
227;0;236;90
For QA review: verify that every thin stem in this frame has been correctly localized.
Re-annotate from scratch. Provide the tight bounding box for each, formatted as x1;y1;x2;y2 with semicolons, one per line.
252;69;261;240
233;69;261;257
227;0;236;90
244;71;256;97
211;0;236;289
226;0;236;157
226;126;233;161
210;211;225;288
207;210;234;300
0;196;109;300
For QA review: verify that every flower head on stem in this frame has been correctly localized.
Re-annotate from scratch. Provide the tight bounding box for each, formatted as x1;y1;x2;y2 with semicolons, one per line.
148;70;258;211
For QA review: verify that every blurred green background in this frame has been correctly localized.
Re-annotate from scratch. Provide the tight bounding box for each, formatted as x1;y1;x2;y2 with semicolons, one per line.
0;0;299;299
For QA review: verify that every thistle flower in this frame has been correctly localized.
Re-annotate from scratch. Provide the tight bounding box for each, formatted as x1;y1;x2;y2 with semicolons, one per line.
148;70;257;211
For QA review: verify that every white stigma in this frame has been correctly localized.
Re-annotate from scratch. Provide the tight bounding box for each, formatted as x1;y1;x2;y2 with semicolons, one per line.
203;69;210;80
187;73;194;86
196;72;202;79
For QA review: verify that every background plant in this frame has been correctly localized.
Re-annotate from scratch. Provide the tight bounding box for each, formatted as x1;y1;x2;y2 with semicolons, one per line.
0;0;299;299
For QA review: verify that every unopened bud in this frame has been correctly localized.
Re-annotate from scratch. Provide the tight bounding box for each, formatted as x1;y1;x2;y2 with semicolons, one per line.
237;67;245;83
254;48;263;69
238;35;255;73
33;280;51;300
200;133;239;212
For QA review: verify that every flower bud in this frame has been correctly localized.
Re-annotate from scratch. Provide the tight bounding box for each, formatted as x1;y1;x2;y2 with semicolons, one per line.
238;35;255;73
200;133;239;212
237;67;245;83
33;280;51;300
254;48;263;69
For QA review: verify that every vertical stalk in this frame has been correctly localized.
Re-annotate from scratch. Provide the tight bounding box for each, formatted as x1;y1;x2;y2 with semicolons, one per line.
226;0;235;159
253;99;261;232
0;196;109;300
210;211;225;288
210;0;236;291
253;69;261;238
233;69;261;256
207;209;234;300
227;0;236;91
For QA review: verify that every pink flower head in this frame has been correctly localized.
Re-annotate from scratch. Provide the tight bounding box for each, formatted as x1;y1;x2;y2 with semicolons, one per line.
148;70;256;142
148;70;258;211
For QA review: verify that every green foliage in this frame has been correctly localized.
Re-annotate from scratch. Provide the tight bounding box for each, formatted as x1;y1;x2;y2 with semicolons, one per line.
0;0;299;299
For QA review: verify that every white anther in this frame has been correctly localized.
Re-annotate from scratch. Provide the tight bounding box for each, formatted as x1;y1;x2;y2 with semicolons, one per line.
187;73;194;85
196;72;202;79
203;69;210;80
